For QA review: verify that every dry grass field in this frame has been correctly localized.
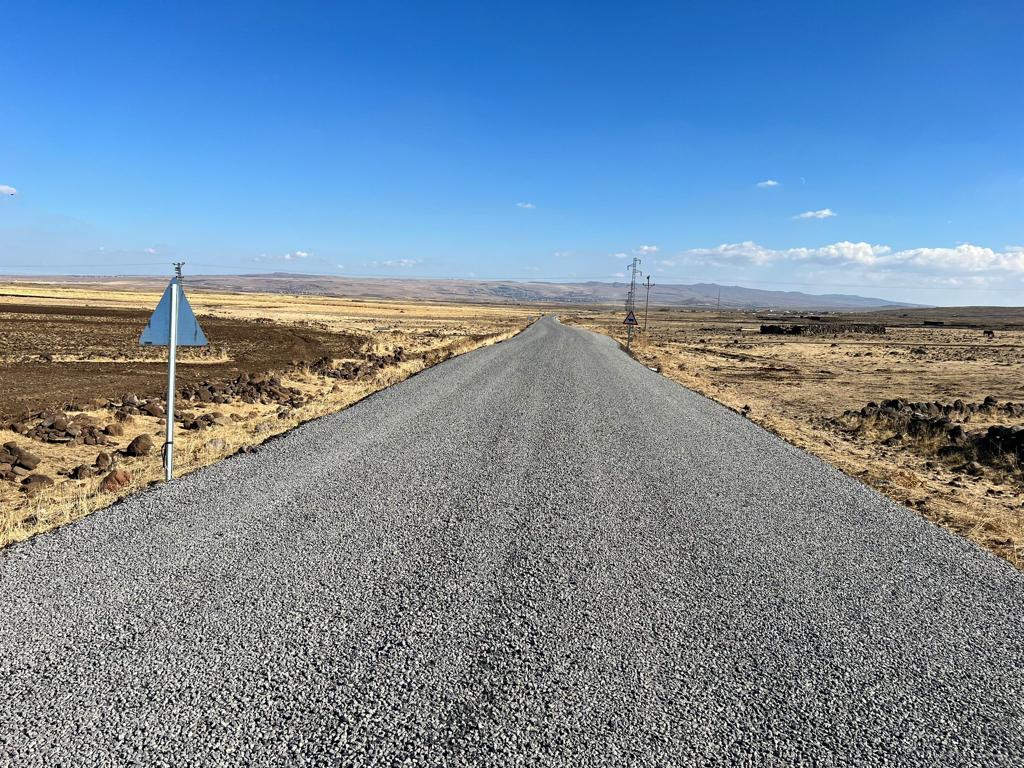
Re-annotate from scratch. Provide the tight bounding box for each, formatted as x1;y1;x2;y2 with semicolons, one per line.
565;307;1024;567
0;281;534;547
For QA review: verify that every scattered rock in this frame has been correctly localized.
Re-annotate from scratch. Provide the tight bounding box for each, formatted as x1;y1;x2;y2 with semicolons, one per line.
21;474;54;495
125;434;154;456
70;464;95;480
9;410;110;446
95;451;113;470
142;401;165;417
205;438;227;453
947;425;968;446
100;468;132;493
3;442;41;471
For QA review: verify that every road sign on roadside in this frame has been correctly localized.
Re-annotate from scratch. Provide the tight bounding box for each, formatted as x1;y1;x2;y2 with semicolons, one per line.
140;267;207;482
140;278;207;347
623;310;638;326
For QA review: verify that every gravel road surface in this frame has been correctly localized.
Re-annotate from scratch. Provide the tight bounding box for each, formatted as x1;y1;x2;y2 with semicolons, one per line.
2;316;1023;766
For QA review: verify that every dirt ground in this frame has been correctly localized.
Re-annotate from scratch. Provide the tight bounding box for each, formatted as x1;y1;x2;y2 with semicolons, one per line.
1;281;534;546
565;307;1024;568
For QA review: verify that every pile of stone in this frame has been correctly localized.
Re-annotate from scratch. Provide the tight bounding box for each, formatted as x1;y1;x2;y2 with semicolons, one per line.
9;410;121;446
103;393;166;421
179;411;243;431
1;441;57;495
838;396;1024;472
309;348;405;382
179;373;307;409
845;396;1024;423
3;351;413;496
975;424;1024;463
1;442;42;483
761;323;886;336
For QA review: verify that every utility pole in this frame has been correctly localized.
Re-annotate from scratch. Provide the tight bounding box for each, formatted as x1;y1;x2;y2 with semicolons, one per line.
643;275;654;332
625;256;642;351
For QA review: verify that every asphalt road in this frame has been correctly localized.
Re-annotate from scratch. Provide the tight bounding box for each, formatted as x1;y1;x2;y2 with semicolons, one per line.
2;316;1023;766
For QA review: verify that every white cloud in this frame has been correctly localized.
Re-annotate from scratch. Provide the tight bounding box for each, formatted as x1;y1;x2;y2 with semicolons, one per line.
892;243;1024;272
378;258;421;268
0;184;16;196
336;264;345;270
658;259;677;267
634;244;659;254
516;202;536;209
144;247;158;254
255;250;312;262
676;240;1024;274
794;208;837;219
756;179;780;188
610;252;629;260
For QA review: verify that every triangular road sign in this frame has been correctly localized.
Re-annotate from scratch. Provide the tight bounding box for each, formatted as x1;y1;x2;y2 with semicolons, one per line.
140;278;208;347
623;310;639;326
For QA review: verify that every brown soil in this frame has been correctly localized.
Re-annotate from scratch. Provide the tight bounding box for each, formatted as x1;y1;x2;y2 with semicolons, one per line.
0;303;365;421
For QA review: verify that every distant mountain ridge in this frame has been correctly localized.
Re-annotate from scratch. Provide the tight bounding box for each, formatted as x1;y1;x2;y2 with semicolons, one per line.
5;273;919;310
208;274;918;310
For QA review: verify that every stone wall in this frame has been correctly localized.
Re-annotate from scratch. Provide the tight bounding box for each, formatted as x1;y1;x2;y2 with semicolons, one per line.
760;323;886;336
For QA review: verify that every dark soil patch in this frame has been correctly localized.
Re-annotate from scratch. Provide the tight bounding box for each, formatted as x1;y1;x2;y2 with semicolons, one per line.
0;303;366;421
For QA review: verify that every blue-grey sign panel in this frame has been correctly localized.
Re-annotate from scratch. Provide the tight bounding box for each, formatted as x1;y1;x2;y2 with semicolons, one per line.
139;278;208;346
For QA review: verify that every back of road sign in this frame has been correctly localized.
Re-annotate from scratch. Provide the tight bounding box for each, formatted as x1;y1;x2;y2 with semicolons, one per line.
140;278;208;346
623;310;638;326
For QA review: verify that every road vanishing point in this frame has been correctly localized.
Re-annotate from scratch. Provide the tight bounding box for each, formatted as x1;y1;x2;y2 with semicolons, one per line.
2;316;1023;766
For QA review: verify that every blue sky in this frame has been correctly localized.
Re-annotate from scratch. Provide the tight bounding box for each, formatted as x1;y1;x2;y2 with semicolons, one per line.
1;1;1022;304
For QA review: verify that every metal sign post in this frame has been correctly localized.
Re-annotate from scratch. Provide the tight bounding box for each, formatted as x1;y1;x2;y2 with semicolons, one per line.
140;264;207;482
624;310;639;351
165;279;179;481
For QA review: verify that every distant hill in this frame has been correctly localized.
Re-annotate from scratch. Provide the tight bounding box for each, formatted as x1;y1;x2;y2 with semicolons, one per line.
2;273;919;311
